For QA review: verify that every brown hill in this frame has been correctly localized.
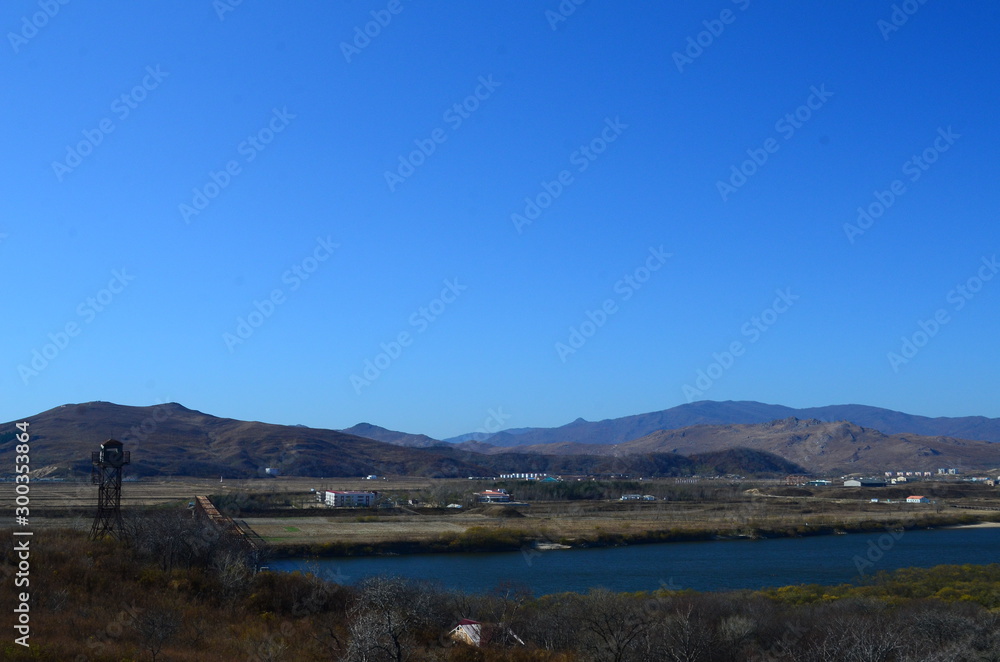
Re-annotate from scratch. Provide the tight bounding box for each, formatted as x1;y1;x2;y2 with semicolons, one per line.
339;423;446;449
621;418;1000;474
0;402;488;479
469;417;1000;475
450;400;1000;447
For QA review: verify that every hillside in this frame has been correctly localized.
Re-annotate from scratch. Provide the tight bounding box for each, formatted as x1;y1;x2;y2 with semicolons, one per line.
452;400;1000;448
5;402;994;479
0;402;487;479
454;417;1000;474
620;418;1000;474
339;422;446;448
0;402;811;479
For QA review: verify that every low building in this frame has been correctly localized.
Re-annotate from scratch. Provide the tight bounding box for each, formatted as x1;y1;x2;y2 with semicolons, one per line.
807;479;832;487
620;494;643;501
844;479;886;488
906;495;930;503
324;490;376;507
474;490;511;503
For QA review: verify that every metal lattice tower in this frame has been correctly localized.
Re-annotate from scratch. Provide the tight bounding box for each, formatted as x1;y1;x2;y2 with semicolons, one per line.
90;439;130;541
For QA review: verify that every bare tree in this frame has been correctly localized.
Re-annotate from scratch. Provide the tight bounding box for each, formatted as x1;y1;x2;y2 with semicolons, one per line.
132;606;181;662
574;588;654;662
343;576;432;662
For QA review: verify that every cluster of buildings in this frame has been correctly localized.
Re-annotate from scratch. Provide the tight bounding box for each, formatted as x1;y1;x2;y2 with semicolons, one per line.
497;473;561;482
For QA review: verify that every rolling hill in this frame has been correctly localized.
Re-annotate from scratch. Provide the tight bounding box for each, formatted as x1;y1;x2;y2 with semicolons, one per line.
451;400;1000;448
0;402;486;479
339;423;446;449
482;417;1000;474
4;401;997;479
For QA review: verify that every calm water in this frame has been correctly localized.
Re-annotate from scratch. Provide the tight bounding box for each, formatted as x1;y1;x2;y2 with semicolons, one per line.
270;527;1000;595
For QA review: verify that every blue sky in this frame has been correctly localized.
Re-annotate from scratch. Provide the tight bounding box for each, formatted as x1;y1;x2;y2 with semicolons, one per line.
4;1;999;439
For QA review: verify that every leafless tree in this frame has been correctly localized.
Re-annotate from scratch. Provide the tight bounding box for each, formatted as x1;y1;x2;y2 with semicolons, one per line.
573;588;654;662
343;576;432;662
131;606;181;662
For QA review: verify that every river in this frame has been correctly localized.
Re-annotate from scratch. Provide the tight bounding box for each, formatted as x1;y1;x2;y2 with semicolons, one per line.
269;526;1000;595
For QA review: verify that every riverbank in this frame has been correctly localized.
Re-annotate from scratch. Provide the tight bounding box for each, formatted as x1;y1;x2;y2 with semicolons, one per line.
266;510;1000;559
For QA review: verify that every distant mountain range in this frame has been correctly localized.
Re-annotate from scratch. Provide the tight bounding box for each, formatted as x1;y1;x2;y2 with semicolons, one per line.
471;417;1000;475
2;400;999;478
445;400;1000;448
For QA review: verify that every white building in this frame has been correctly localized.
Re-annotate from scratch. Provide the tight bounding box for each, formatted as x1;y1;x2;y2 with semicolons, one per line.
906;495;930;504
324;490;376;507
474;490;511;503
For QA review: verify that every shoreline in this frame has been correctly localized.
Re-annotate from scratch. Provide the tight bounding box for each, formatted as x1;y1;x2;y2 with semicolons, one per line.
267;511;1000;560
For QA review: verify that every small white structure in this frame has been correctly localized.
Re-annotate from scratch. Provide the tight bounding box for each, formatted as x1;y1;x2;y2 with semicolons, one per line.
324;491;376;507
906;495;930;504
475;490;511;503
264;467;280;476
447;619;524;647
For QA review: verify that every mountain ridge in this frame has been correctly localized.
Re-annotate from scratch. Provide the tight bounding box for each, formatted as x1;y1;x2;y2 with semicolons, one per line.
450;400;1000;448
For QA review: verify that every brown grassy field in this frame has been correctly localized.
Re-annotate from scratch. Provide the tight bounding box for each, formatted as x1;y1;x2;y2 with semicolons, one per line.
9;477;1000;549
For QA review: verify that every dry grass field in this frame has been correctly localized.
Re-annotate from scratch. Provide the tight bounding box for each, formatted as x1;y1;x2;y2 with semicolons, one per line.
8;476;1000;549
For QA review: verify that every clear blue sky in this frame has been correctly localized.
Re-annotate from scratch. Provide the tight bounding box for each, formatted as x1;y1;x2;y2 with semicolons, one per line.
4;1;998;439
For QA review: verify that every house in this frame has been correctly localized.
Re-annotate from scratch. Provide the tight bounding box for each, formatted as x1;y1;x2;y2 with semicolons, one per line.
620;494;643;501
474;490;511;503
844;479;886;488
641;495;657;501
447;619;524;647
324;491;376;507
906;495;930;503
785;475;810;486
